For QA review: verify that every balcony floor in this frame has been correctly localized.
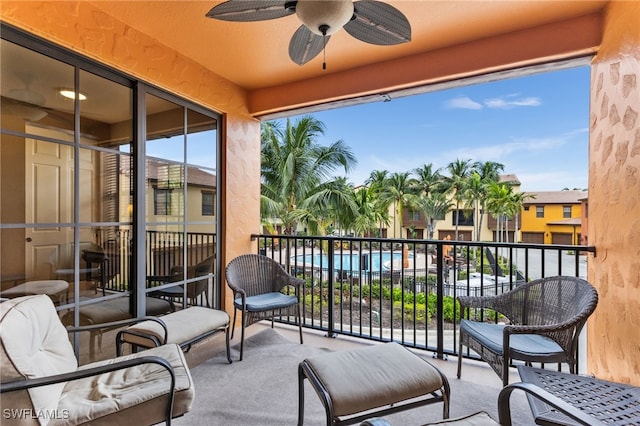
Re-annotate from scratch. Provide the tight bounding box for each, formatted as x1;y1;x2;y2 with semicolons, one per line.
175;321;535;425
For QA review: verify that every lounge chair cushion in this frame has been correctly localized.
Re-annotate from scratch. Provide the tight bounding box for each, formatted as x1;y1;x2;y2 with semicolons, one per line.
460;320;563;358
235;292;298;312
58;343;194;425
0;294;78;417
1;296;195;426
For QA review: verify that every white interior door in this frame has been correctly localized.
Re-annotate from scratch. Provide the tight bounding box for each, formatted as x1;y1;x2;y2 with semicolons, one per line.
25;137;73;279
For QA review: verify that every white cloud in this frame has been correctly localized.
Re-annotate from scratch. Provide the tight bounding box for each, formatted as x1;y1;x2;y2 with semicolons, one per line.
444;95;541;110
484;96;541;109
444;96;483;110
440;137;566;164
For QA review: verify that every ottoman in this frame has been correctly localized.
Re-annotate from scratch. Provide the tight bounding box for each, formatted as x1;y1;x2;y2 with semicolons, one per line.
117;306;232;363
298;342;450;426
1;279;69;305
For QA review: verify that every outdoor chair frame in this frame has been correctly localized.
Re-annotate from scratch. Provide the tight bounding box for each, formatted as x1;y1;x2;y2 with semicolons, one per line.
225;254;304;361
457;275;598;386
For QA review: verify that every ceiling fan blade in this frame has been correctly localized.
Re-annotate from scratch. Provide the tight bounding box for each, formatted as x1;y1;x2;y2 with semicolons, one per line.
289;25;328;66
205;0;295;22
344;0;411;45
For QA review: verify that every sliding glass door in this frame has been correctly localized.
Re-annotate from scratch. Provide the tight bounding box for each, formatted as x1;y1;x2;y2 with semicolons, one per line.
0;27;220;363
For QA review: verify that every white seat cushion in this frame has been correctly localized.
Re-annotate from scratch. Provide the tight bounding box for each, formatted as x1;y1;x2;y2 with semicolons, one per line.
56;343;194;425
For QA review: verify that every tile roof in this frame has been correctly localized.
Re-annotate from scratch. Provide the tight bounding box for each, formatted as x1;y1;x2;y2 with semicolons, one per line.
499;174;521;185
523;190;587;204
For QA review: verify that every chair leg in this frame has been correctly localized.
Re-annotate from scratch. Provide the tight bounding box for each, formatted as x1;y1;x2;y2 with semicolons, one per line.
502;355;510;387
231;307;238;339
224;325;232;364
239;310;247;361
297;303;303;344
457;338;463;379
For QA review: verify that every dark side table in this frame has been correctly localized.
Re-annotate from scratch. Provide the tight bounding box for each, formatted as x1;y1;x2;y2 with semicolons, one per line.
518;365;640;425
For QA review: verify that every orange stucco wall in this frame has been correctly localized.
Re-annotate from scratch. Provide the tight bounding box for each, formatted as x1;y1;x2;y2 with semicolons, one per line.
0;1;261;314
249;13;602;116
587;0;640;384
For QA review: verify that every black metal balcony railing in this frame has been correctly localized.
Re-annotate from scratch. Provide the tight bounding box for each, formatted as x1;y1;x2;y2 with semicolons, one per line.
96;230;215;297
94;229;595;364
252;234;595;362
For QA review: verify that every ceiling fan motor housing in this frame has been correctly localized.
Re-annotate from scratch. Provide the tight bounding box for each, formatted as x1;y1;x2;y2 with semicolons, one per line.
296;0;354;35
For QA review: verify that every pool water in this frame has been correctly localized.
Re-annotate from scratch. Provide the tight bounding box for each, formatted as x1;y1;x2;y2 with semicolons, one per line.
292;251;409;273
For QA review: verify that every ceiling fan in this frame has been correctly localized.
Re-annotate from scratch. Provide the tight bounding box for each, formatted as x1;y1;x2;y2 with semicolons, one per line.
205;0;411;68
3;84;74;126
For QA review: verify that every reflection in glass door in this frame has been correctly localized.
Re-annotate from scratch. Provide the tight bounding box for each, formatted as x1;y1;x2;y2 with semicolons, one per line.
144;93;218;309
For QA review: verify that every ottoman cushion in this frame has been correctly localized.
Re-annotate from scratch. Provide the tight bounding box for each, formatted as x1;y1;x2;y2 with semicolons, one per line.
122;306;229;348
304;342;445;417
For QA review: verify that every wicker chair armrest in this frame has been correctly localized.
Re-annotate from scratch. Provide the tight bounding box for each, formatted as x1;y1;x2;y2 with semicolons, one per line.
271;266;302;292
498;382;595;426
457;294;500;309
288;276;305;289
0;355;177;423
226;279;247;296
503;317;584;335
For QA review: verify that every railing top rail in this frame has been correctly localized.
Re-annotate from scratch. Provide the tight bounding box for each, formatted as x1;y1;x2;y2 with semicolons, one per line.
251;233;596;254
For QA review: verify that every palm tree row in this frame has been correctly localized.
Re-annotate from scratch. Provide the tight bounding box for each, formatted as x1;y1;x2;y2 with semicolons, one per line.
261;116;531;242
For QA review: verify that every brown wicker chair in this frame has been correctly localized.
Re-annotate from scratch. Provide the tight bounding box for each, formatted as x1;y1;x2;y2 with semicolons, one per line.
152;255;214;308
225;254;304;361
457;275;598;386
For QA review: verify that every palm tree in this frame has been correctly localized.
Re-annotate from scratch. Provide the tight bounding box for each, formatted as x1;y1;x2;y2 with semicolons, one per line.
504;191;532;243
420;192;453;239
365;170;390;236
472;161;505;241
475;160;505;182
412;163;443;196
485;182;512;242
464;171;485;241
378;172;418;238
350;185;390;237
297;177;358;236
444;159;473;241
260;116;357;235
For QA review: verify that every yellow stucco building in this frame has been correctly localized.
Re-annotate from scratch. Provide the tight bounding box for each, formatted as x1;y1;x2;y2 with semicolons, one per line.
520;190;586;245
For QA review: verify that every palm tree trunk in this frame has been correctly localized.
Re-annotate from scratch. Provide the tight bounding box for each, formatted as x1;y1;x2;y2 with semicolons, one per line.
454;201;460;241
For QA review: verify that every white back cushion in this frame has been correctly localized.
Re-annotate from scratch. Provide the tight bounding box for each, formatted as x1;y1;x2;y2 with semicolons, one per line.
0;295;77;421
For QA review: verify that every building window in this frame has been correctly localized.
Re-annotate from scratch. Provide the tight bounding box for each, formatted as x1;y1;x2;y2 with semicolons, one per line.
453;209;473;226
563;205;572;218
202;191;215;216
409;210;421;221
154;188;173;215
536;206;544;218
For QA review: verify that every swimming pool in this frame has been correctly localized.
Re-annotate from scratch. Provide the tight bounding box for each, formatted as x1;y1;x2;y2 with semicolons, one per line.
291;251;409;273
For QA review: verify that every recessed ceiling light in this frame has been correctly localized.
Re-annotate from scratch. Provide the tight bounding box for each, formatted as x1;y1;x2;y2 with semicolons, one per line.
59;88;87;101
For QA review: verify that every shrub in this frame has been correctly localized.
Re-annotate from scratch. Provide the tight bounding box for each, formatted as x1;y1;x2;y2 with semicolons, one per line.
393;300;429;322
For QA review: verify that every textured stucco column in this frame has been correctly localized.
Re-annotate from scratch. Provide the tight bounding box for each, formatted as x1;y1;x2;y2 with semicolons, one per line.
588;0;640;385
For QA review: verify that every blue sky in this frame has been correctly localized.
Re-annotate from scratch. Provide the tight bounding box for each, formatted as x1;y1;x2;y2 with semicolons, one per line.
285;66;589;192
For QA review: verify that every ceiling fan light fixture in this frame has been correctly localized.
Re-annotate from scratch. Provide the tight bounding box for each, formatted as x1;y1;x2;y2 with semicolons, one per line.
295;0;354;36
59;88;87;101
